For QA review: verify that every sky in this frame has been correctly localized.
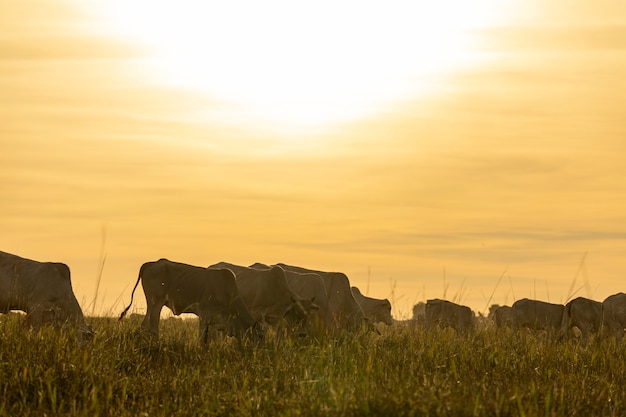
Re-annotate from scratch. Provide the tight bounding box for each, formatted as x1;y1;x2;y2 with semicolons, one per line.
2;0;626;318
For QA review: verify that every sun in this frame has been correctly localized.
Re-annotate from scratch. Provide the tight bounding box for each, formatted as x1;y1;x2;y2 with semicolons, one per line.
88;0;511;135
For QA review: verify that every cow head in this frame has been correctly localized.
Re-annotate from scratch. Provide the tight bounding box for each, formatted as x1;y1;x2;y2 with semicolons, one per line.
282;296;320;337
373;300;393;325
28;304;95;341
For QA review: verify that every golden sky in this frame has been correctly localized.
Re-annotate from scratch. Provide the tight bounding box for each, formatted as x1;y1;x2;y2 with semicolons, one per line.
2;0;626;317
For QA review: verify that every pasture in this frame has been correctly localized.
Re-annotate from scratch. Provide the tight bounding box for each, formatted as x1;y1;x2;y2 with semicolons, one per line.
1;314;625;416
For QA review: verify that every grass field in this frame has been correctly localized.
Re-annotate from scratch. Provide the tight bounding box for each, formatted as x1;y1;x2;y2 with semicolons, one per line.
1;314;625;416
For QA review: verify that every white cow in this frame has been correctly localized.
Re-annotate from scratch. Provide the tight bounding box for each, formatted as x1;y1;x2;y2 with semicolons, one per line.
351;287;393;325
602;293;626;340
0;250;92;336
120;259;263;343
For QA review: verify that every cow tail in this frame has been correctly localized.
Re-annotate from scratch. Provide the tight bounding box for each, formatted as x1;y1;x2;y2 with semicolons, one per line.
119;271;142;321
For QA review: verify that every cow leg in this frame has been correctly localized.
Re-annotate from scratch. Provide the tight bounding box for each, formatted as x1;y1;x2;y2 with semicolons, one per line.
617;315;626;341
577;325;586;341
26;309;44;333
198;316;210;345
142;302;163;341
26;304;57;333
581;322;596;342
605;318;622;340
197;308;222;345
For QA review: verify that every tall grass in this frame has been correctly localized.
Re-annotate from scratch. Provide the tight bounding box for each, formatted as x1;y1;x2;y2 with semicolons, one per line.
1;314;625;416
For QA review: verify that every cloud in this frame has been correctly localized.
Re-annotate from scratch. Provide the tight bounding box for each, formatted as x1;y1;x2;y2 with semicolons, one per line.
477;24;626;52
0;36;137;60
0;0;138;60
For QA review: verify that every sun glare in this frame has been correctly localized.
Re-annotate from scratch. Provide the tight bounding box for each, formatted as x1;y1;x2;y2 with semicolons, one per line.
89;1;510;134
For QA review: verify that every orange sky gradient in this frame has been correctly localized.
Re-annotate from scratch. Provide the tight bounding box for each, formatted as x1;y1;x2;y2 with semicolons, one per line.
2;0;626;317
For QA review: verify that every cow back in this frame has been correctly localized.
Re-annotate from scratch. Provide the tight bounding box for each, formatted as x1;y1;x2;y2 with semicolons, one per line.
511;298;564;332
425;299;473;334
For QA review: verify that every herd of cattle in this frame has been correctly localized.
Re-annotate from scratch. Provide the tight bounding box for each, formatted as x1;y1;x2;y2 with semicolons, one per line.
0;251;392;341
413;295;626;341
2;250;626;343
118;259;393;342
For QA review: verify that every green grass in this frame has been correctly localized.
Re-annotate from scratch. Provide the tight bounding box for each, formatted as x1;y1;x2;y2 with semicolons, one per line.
1;314;625;416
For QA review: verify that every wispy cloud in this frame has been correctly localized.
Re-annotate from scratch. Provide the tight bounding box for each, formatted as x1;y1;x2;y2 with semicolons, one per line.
478;24;626;52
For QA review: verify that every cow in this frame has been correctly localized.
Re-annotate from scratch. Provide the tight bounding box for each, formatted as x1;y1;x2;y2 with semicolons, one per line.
425;299;473;334
0;250;92;337
249;262;331;337
119;259;263;343
412;302;426;324
276;263;368;334
602;292;626;340
510;298;564;334
558;297;603;341
274;270;330;336
351;287;393;325
210;262;318;337
492;305;513;330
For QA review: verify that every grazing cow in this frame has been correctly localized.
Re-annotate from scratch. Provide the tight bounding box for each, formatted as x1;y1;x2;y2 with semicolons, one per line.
412;302;426;324
275;271;329;337
249;263;331;337
210;262;318;336
558;297;603;340
511;298;564;334
602;292;626;340
276;263;368;334
351;287;393;325
425;299;474;334
492;305;513;330
119;259;263;343
0;250;92;336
